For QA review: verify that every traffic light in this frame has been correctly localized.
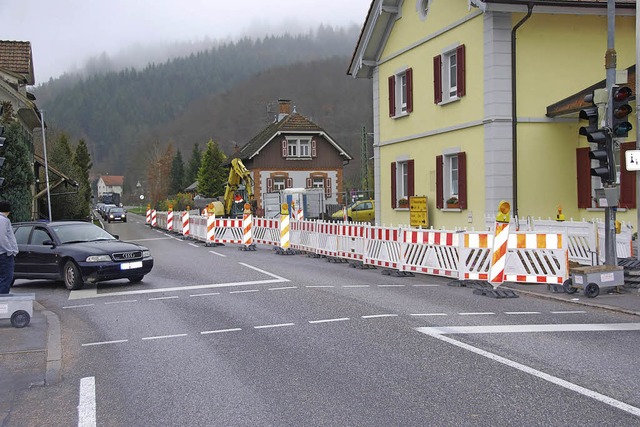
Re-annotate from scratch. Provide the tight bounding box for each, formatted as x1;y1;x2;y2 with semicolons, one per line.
611;85;633;138
579;89;614;184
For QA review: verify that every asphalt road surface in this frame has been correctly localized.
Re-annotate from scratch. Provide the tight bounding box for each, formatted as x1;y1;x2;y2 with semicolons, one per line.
6;214;640;426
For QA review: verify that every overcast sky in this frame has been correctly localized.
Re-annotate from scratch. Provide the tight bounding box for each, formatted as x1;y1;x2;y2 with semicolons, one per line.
2;0;372;84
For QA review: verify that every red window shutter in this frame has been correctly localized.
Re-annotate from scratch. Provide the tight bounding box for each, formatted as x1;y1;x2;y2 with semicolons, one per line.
406;68;413;113
306;178;312;188
407;159;415;197
311;139;317;157
325;178;332;198
456;44;466;97
620;142;636;209
391;162;397;208
267;178;273;193
281;139;287;157
576;148;592;209
436;156;443;209
458;152;467;209
286;177;293;188
388;75;395;117
433;55;442;104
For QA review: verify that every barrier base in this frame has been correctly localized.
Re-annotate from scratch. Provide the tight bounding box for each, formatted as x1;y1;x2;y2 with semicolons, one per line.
275;247;298;255
306;252;321;258
205;242;224;247
327;257;348;263
472;282;519;298
381;269;414;277
239;244;257;251
349;261;376;270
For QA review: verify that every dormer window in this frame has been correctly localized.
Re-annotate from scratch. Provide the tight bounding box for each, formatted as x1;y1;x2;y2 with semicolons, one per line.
282;137;316;159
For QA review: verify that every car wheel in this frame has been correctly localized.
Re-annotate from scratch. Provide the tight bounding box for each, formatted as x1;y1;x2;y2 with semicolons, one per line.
128;275;144;283
10;310;30;328
63;260;84;290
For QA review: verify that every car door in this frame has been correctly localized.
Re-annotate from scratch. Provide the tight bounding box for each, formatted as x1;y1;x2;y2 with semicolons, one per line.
12;225;33;275
27;226;59;276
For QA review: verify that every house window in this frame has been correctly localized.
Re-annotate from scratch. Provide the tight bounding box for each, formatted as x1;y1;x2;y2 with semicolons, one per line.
436;152;467;209
286;137;312;158
390;160;414;208
267;173;292;192
273;177;286;191
388;68;413;117
418;0;431;19
312;177;324;188
434;45;465;104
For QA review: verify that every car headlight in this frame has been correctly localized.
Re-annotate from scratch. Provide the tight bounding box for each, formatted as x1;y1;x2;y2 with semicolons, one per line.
86;255;111;262
142;250;151;258
109;214;114;218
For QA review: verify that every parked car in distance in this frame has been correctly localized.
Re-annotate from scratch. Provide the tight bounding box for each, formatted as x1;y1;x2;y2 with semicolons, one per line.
12;221;153;290
107;207;127;223
331;199;375;223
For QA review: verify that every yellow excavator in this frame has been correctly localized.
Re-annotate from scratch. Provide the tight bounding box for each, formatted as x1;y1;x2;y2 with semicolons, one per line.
207;158;255;217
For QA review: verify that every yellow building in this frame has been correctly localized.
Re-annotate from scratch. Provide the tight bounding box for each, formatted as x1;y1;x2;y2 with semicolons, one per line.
348;0;636;230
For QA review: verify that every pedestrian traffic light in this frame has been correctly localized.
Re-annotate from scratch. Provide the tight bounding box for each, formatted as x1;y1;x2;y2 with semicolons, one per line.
611;85;633;138
579;89;614;184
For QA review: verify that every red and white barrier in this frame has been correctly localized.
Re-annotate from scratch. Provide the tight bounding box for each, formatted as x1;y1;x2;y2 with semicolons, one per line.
146;208;151;225
290;220;318;252
363;226;402;269
336;223;367;261
151;209;157;227
167;210;174;231
243;213;253;246
401;229;459;278
316;222;340;258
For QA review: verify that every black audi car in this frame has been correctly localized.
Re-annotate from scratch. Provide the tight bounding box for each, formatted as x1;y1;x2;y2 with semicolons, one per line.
12;221;153;290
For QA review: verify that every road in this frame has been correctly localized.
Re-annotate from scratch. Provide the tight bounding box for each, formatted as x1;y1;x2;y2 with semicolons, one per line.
6;214;640;426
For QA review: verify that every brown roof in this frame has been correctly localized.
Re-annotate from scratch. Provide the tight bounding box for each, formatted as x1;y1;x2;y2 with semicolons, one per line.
0;41;35;85
234;112;352;161
101;175;124;186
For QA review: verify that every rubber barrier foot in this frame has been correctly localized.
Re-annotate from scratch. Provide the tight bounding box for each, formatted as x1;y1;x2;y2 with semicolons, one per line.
275;248;298;255
472;287;519;298
307;253;321;258
326;257;348;263
381;269;414;277
239;244;257;251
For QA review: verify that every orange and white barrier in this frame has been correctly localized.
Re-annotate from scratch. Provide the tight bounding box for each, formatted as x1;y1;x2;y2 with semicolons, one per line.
504;232;567;284
151;209;157;227
182;211;190;237
489;222;509;286
167;210;174;231
206;214;216;242
243;212;253;246
401;229;460;278
363;226;402;269
459;232;493;281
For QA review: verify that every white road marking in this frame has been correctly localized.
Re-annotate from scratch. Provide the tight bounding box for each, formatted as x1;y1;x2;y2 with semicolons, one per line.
551;311;587;314
142;334;188;341
410;313;448;317
104;300;138;305
63;304;95;309
78;376;96;427
229;289;259;294
209;251;226;257
268;286;298;291
417;323;640;335
82;340;128;347
458;312;495;316
378;284;405;287
413;284;440;287
239;262;290;281
306;285;335;288
254;323;295;329
188;243;200;248
148;296;179;301
201;328;242;335
190;292;221;297
362;314;398;319
126;237;173;242
343;285;370;288
415;326;640;418
505;311;541;315
309;318;350;324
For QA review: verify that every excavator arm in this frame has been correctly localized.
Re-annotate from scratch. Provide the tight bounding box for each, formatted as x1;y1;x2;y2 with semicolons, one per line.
223;158;254;216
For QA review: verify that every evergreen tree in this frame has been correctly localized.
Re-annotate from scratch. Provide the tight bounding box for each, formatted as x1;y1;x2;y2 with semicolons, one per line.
73;139;93;217
48;133;83;220
185;143;201;187
197;139;227;197
169;149;185;195
0;120;34;222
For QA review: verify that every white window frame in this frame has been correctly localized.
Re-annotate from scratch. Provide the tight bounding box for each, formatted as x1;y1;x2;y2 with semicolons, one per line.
273;177;286;191
312;177;324;188
392;71;409;116
286;137;312;158
396;160;409;202
444;49;458;100
445;153;459;200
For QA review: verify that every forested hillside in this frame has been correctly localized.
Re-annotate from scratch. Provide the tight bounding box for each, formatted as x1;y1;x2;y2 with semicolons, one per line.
34;26;373;191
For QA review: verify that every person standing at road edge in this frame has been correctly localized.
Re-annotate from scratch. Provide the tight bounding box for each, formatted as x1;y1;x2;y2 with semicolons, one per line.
0;200;18;294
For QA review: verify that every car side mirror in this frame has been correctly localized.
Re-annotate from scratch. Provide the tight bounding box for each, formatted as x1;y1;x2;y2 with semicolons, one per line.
112;234;119;240
42;239;55;247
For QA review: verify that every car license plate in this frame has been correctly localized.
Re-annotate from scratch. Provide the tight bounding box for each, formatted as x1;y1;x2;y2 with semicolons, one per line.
120;261;143;270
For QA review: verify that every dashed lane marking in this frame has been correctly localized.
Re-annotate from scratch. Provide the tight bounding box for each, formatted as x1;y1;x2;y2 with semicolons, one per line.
254;323;295;329
142;334;189;341
82;340;128;347
505;311;541;315
104;300;138;305
458;312;496;316
201;328;242;335
551;311;587;314
229;289;259;294
63;304;95;309
361;314;398;319
308;318;350;324
410;313;447;317
269;286;298;291
209;251;226;257
190;292;221;297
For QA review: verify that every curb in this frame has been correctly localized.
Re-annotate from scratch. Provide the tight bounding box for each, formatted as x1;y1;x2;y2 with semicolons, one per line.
34;302;62;385
503;284;640;317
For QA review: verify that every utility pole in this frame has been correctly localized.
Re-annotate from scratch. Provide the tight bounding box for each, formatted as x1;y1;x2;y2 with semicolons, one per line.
603;0;617;266
360;126;369;192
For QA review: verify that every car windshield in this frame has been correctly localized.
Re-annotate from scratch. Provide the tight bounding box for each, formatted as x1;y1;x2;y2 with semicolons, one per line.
52;223;117;244
110;208;124;214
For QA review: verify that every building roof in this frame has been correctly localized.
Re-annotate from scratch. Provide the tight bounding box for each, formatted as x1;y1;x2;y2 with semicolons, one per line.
546;64;636;117
234;112;352;161
0;41;35;85
100;175;124;186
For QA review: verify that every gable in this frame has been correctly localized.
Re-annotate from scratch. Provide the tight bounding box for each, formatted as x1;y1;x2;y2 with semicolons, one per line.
0;41;35;85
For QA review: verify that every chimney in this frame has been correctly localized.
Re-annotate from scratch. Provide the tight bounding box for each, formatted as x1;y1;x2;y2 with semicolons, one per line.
278;99;291;121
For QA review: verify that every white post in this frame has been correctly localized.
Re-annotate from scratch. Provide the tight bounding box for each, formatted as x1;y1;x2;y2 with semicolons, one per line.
39;110;52;222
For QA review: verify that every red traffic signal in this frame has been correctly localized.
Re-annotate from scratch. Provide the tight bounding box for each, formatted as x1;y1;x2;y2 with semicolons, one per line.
611;86;633;138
